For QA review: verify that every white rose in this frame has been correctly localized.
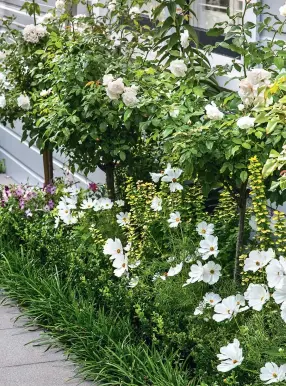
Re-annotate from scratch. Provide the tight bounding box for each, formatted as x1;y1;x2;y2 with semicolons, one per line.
0;94;6;108
237;116;255;130
35;24;48;38
246;69;271;86
106;88;120;100
129;6;141;17
40;88;52;97
38;12;54;24
205;102;224;120
55;0;65;11
238;104;245;111
180;30;189;49
0;51;6;61
23;25;39;43
122;89;139;107
107;78;125;95
280;4;286;17
108;0;116;11
169;59;187;77
17;94;30;110
103;74;114;86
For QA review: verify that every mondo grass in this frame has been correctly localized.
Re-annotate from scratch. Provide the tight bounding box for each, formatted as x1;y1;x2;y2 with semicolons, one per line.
0;242;198;386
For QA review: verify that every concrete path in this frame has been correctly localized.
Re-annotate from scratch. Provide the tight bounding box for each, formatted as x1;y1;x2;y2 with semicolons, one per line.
0;299;93;386
0;174;15;185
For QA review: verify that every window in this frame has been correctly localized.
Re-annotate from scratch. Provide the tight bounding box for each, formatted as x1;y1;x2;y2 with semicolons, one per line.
192;0;244;31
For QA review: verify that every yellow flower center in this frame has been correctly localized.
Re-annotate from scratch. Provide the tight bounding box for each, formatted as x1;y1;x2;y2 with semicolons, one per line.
202;229;206;234
65;210;69;214
117;249;121;254
210;269;215;274
172;178;177;182
210;299;214;303
261;296;264;301
122;263;126;268
273;373;278;378
232;359;238;364
176;218;180;222
210;247;214;251
255;261;260;266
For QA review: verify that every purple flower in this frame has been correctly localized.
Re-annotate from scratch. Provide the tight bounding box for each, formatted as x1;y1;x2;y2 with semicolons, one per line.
45;184;56;195
15;186;24;197
89;182;98;192
48;199;54;209
19;198;25;210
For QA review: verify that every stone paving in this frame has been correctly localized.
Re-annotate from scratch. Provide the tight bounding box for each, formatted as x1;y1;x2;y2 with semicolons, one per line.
0;300;93;386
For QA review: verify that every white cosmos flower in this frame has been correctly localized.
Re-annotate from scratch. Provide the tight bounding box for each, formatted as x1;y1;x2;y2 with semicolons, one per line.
183;261;204;286
116;212;130;227
260;362;286;384
281;302;286;323
150;172;163;183
196;221;214;237
273;283;286;306
238;104;245;111
160;262;183;280
63;186;80;196
161;167;183;192
198;235;219;260
237;116;255;130
17;94;30;110
244;248;275;272
213;295;240;322
217;339;244;373
202;261;221;284
103;74;114;86
115;199;124;207
103;238;124;260
128;276;139;288
280;4;286;17
169;59;187;77
98;197;113;210
205;102;224;120
203;292;222;307
0;94;6;108
113;255;128;277
80;198;95;210
151;196;162;211
266;256;286;289
180;30;189;49
167;211;181;228
57;196;77;210
244;284;270;311
194;301;205;315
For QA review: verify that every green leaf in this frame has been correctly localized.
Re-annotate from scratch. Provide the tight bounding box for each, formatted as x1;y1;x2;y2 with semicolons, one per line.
280;179;286;191
274;57;284;70
119;151;126;161
266;120;279;135
124;109;132;122
240;170;248;182
242;142;251;149
206;27;224;37
262;159;278;178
